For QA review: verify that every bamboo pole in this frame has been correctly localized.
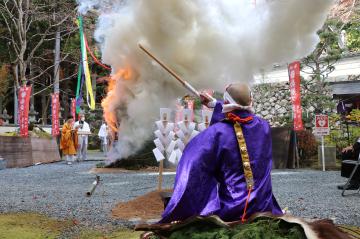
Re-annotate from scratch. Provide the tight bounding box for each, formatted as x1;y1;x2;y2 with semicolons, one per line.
158;160;164;191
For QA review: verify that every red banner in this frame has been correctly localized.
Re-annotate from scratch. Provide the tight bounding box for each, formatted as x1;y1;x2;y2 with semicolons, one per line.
71;98;76;121
51;93;60;136
288;61;303;131
18;86;32;137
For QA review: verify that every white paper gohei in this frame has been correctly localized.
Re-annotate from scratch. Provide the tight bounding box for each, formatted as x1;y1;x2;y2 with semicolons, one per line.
166;131;175;143
153;138;165;153
160;108;172;121
166;140;176;155
189;130;199;141
153;148;165;162
176;139;185;151
198;123;207;132
168;151;177;164
155;121;175;135
201;110;213;123
176;130;186;141
175;148;183;162
154;130;168;146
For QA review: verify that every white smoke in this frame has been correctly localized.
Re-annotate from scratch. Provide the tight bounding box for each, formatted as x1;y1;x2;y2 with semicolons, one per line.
77;0;334;162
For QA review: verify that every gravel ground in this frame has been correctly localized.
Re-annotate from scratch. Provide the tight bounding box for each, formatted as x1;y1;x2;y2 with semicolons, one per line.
0;161;359;227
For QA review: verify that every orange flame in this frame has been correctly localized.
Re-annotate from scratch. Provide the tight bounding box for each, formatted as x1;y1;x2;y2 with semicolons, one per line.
112;68;133;81
101;67;133;134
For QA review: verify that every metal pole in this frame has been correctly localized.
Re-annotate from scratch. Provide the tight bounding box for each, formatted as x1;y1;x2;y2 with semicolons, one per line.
321;135;325;172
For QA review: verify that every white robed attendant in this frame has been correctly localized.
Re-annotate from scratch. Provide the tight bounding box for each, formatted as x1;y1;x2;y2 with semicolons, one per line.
98;122;109;155
74;113;91;161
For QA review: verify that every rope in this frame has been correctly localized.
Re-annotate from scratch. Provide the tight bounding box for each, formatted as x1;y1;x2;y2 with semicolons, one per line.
241;187;252;223
84;35;111;71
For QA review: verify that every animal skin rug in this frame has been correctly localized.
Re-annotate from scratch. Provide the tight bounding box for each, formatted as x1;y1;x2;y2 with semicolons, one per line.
135;213;354;239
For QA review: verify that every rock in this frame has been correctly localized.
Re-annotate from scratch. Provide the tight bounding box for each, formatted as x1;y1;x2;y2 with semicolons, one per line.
278;108;287;115
280;99;288;106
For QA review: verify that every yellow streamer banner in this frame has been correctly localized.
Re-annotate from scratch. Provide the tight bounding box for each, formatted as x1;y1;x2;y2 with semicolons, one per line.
81;34;95;110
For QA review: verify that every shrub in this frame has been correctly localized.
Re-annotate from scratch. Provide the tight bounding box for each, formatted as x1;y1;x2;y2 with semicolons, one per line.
296;130;318;164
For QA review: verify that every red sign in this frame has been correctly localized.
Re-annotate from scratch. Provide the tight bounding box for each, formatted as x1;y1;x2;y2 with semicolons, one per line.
71;98;76;121
18;86;32;137
315;115;329;128
288;61;303;131
314;115;330;136
51;93;60;136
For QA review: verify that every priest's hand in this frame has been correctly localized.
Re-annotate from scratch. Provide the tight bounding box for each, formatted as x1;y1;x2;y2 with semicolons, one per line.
200;91;216;108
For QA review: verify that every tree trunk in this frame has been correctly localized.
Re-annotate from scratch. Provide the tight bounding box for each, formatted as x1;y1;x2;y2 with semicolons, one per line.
0;97;3;113
53;29;61;93
62;91;69;121
12;64;19;124
41;92;48;125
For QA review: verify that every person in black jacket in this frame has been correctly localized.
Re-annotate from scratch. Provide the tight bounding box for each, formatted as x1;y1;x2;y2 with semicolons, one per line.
338;137;360;190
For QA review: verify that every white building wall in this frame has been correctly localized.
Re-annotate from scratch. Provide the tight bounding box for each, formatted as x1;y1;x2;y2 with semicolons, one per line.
254;54;360;84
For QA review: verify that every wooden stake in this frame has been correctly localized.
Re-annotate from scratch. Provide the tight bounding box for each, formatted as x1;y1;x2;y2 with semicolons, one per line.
158;159;164;191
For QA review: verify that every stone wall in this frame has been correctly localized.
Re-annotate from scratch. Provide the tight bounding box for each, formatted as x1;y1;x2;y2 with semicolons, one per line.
252;82;335;127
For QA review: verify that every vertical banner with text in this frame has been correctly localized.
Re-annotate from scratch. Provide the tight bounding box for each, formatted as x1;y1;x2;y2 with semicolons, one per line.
288;61;303;131
71;98;76;121
18;86;32;137
51;93;60;136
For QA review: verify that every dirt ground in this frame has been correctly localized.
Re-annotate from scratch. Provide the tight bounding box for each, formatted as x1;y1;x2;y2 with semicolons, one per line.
112;190;173;221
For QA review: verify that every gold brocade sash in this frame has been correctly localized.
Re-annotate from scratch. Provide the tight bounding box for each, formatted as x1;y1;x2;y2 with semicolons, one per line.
233;122;254;190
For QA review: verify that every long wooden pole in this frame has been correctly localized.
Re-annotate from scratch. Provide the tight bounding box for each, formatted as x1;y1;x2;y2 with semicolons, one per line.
138;44;201;97
158;159;164;191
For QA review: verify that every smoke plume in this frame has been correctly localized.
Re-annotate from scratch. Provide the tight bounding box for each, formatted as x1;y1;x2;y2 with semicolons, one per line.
77;0;334;162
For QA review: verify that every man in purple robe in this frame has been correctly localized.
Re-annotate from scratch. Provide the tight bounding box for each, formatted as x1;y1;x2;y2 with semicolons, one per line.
160;83;282;223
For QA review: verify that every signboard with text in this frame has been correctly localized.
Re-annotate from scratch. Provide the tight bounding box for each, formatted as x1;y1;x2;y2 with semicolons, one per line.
18;86;32;137
314;114;330;136
51;93;60;136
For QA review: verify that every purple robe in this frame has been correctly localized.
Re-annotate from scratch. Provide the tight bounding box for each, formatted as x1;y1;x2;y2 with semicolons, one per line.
210;101;225;126
160;103;282;223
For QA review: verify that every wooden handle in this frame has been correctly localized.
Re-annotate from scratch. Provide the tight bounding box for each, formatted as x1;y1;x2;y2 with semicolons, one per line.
139;44;186;86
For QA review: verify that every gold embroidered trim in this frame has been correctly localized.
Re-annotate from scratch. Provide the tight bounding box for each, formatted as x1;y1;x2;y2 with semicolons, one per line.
233;122;254;190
